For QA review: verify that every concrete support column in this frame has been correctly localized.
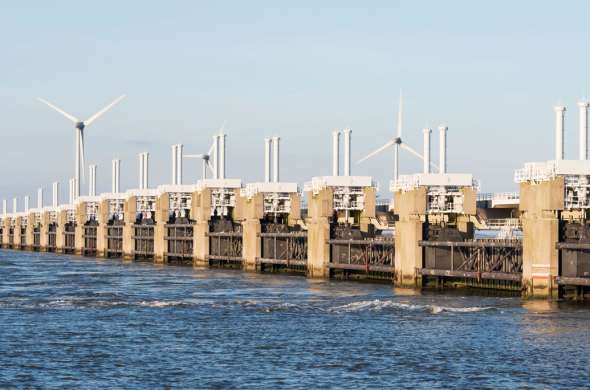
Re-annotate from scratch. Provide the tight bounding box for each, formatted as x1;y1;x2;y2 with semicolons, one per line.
13;217;22;249
40;212;49;251
154;193;169;263
192;189;211;267
360;187;376;232
26;214;35;250
520;178;563;299
75;202;85;256
239;193;263;272
2;218;10;248
123;196;137;260
287;193;302;227
306;188;333;278
56;210;67;253
96;200;108;258
393;187;427;287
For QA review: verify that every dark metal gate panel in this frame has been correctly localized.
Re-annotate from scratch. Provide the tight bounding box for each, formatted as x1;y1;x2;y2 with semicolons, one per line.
259;232;307;267
133;224;154;260
420;240;522;281
63;223;76;253
328;238;395;273
106;222;123;258
165;223;193;263
32;226;41;250
19;227;26;249
8;228;14;248
47;224;57;252
83;221;98;256
208;232;243;262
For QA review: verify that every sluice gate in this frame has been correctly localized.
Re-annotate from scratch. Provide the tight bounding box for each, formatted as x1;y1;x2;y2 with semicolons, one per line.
83;221;98;256
133;222;154;260
162;189;194;264
208;219;243;267
164;220;193;264
47;223;57;252
420;240;522;282
329;237;394;274
556;222;590;292
106;221;123;258
259;231;308;271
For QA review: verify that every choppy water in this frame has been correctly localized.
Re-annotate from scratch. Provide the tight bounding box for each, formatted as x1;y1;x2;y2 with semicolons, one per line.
1;250;590;388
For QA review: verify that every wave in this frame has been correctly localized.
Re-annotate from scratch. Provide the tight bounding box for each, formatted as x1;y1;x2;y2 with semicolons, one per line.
329;299;494;314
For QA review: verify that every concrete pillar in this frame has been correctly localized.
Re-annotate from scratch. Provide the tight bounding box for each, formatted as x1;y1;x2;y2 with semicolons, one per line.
13;216;22;249
26;213;35;250
96;200;109;258
2;218;10;248
192;189;211;267
520;178;563;299
123;196;137;260
154;193;169;263
393;187;427;287
239;192;263;272
75;202;85;255
56;210;67;253
306;188;333;278
360;187;376;232
287;193;302;227
40;211;49;251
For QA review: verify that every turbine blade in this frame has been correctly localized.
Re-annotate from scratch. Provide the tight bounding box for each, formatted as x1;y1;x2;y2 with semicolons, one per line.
36;97;79;123
397;90;403;138
184;154;206;159
357;139;396;164
84;95;126;127
208;141;215;156
399;142;423;160
80;130;86;182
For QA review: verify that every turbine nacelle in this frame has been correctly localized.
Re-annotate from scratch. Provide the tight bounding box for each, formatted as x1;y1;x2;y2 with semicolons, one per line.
75;121;85;130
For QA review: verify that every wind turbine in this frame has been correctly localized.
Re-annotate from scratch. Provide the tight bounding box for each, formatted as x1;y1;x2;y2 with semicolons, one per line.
185;130;221;180
185;122;227;181
37;95;126;200
357;92;436;181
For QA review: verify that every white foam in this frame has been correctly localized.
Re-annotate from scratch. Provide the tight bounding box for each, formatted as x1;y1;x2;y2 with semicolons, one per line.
330;299;494;314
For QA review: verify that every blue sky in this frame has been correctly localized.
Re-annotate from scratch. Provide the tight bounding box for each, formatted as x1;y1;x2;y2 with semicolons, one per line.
1;1;590;206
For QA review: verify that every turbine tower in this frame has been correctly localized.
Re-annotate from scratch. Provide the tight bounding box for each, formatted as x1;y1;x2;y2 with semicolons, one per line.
37;95;126;200
357;92;437;180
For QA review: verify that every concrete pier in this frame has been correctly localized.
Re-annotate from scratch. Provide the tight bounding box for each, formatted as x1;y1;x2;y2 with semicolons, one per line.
519;177;563;299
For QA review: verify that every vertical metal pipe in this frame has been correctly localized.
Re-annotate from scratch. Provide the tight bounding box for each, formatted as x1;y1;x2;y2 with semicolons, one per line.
75;130;80;200
332;129;340;176
38;188;43;209
212;135;219;179
52;182;59;208
438;125;448;174
423;128;431;174
272;136;280;182
264;138;271;183
343;128;351;176
68;179;73;204
13;198;17;214
177;144;183;185
2;199;6;216
202;159;207;180
116;160;120;193
219;134;226;179
24;196;29;213
555;106;566;160
139;153;144;189
579;101;589;160
171;144;177;185
143;152;149;189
